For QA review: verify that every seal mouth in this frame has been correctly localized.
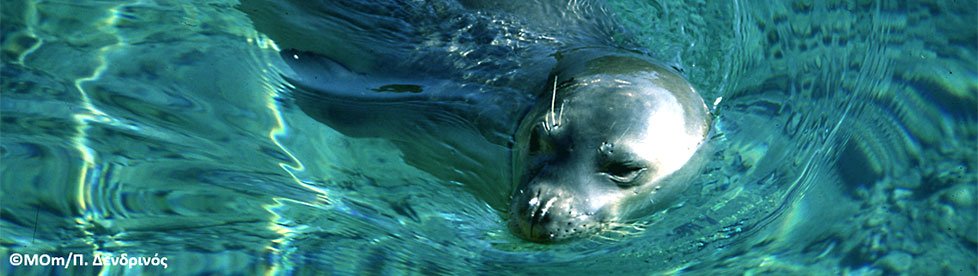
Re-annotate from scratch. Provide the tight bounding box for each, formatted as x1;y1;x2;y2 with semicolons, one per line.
508;211;604;243
508;188;605;243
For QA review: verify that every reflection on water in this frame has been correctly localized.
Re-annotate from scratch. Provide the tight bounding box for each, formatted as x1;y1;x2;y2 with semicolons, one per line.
2;0;975;274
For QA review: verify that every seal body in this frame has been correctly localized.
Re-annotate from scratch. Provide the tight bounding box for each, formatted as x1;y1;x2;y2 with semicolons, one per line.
242;1;712;244
508;49;711;242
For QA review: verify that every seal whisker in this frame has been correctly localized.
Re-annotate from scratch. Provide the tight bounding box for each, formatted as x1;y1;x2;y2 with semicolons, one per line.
549;75;558;128
591;234;622;242
557;101;565;126
616;125;632;144
591;222;646;242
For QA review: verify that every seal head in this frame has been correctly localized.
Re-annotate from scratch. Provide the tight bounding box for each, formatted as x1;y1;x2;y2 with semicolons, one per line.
508;50;711;242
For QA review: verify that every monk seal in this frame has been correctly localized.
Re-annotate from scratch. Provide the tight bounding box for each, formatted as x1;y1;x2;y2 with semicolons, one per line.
242;1;711;243
508;48;711;242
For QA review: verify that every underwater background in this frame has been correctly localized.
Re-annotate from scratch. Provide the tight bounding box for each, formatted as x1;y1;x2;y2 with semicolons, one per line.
2;0;976;274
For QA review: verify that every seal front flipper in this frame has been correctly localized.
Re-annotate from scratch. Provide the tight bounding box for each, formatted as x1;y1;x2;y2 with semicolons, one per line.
283;49;521;210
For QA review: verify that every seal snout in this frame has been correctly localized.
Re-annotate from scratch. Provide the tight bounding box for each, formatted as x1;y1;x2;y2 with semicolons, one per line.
508;186;600;243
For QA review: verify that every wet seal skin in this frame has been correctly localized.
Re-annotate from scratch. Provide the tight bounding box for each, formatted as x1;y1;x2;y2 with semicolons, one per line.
508;48;711;242
241;1;712;244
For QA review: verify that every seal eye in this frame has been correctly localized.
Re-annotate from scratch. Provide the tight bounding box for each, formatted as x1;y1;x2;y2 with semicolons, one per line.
603;162;646;186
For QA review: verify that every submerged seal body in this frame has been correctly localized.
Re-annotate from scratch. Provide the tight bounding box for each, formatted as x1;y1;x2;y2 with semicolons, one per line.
242;1;711;243
508;49;710;242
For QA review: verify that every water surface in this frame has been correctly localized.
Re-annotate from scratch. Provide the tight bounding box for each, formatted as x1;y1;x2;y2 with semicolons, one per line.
1;0;976;274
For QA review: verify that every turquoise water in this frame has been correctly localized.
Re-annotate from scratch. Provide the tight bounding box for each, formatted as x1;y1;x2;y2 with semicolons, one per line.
2;0;975;274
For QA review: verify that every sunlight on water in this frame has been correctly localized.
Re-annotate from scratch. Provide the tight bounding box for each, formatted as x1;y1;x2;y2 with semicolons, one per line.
2;0;975;274
72;4;128;240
